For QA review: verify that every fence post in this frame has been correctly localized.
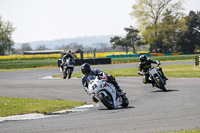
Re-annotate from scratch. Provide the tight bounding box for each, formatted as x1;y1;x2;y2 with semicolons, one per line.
195;56;199;66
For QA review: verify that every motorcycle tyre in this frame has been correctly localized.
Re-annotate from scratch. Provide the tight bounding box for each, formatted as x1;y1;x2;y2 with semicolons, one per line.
67;69;72;79
98;93;115;109
63;68;67;79
121;95;129;107
157;78;167;92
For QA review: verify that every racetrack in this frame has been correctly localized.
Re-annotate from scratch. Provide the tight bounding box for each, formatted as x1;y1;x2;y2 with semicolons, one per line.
0;61;199;133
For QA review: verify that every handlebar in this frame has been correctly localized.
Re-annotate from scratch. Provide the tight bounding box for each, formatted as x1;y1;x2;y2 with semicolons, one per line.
157;62;162;67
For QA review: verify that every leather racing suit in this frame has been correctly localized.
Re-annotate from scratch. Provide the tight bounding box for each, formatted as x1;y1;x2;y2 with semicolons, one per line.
138;58;165;84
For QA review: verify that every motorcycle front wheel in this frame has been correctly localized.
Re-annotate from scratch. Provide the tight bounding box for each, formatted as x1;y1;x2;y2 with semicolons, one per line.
67;69;72;79
98;93;115;109
121;95;129;107
157;78;166;92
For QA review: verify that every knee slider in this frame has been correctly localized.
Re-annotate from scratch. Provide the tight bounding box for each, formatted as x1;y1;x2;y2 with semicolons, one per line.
143;79;147;84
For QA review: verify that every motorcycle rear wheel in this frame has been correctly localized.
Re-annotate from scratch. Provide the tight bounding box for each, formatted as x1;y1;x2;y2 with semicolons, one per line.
98;93;115;109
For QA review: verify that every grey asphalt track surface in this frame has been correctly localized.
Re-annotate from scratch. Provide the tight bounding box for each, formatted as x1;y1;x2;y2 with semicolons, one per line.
0;60;199;133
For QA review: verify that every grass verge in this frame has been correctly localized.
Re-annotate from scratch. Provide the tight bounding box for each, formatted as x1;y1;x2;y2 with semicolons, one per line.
0;97;85;117
112;54;198;64
159;129;200;133
0;66;58;72
53;64;200;78
0;59;58;69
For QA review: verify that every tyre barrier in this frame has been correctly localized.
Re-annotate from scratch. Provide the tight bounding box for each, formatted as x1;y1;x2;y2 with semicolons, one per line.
105;53;180;58
58;58;111;67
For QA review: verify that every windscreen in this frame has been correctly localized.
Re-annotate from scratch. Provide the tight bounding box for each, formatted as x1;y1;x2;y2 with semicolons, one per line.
87;75;96;82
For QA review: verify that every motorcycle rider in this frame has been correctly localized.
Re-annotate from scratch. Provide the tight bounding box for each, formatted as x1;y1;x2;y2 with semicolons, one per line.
138;54;168;87
81;63;125;103
60;50;75;72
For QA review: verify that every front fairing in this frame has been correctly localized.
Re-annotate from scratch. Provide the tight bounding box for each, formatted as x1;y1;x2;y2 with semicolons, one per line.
87;75;101;95
65;59;74;68
149;67;166;85
87;76;123;107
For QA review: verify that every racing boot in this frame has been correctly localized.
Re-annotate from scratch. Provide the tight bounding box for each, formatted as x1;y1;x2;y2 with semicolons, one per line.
108;76;125;99
160;71;168;80
92;96;99;103
147;80;155;88
151;82;155;88
161;73;168;80
164;76;168;80
115;85;126;99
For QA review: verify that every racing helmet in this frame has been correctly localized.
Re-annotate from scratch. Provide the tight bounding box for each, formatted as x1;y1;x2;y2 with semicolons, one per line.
67;50;71;54
81;63;91;76
140;54;147;63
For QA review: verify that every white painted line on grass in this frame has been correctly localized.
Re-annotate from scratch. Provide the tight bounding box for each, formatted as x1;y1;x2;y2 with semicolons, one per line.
0;104;94;122
53;104;94;114
0;113;54;122
39;76;79;79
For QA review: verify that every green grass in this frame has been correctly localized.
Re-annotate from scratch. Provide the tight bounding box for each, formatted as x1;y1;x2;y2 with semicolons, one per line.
0;59;58;69
105;64;200;78
112;54;199;64
53;64;200;78
160;129;200;133
0;97;85;117
0;66;58;72
162;64;200;78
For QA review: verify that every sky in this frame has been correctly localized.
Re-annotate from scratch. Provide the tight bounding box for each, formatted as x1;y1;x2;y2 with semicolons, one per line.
0;0;200;43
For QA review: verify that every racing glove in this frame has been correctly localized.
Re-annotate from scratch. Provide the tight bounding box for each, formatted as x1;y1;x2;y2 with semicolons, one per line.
83;87;89;94
102;75;107;81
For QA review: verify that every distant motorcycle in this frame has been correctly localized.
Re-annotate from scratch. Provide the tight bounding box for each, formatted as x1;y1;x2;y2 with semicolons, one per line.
62;57;75;79
148;64;167;91
86;75;129;109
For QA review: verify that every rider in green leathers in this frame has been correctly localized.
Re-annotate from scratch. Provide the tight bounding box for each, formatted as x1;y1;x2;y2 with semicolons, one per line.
138;54;168;86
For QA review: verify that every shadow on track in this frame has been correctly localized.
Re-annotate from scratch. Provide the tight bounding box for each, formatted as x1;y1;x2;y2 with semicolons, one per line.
151;89;179;93
99;106;135;111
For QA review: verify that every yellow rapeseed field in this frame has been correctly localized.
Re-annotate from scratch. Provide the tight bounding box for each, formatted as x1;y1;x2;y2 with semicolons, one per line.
0;54;61;61
0;52;135;60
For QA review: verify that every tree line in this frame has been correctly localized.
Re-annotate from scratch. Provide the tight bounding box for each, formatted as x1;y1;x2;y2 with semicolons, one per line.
19;42;125;54
111;0;200;54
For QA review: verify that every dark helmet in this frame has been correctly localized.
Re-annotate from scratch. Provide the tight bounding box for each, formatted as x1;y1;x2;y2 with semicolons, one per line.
140;54;147;63
67;50;71;54
81;63;91;76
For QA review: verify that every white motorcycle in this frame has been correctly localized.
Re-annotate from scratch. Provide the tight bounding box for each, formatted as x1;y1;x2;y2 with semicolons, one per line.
86;75;129;109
